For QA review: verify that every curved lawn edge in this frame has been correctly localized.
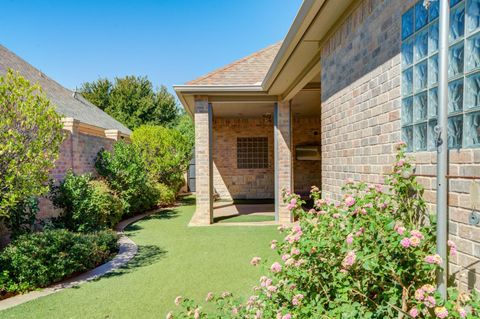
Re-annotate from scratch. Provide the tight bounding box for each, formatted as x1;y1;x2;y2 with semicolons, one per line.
0;207;165;312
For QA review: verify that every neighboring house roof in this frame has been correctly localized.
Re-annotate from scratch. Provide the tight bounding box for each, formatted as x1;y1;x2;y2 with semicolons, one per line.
0;45;131;135
186;42;282;86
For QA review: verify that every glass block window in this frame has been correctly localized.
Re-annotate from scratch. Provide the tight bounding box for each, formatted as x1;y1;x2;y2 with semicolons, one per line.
401;0;480;151
237;137;268;169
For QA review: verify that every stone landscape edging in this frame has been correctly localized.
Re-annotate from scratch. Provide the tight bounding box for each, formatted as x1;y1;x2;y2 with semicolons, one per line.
0;208;162;312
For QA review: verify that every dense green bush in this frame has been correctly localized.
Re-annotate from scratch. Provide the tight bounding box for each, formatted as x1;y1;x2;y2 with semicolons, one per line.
169;143;480;318
154;182;177;207
131;124;192;190
0;69;64;219
95;141;159;215
0;229;118;296
4;197;39;239
50;171;123;232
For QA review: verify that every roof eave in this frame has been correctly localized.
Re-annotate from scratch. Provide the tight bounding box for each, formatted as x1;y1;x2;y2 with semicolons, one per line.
174;85;269;117
261;0;322;91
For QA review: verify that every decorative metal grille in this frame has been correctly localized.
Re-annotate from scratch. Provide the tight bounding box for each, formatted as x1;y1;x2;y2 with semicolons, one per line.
401;0;480;151
237;137;268;169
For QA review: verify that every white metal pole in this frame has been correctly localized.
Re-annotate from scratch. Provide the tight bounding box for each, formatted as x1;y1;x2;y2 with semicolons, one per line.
436;0;450;300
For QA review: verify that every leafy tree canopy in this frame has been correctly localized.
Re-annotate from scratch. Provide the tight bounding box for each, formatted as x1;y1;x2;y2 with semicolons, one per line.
79;76;180;130
0;69;64;218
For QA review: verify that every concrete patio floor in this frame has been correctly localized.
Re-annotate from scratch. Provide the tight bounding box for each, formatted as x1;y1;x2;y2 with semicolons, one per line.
212;201;277;226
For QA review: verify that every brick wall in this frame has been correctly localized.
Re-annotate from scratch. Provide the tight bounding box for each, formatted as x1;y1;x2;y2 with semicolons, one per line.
37;130;115;219
321;0;479;290
293;116;322;195
213;117;274;200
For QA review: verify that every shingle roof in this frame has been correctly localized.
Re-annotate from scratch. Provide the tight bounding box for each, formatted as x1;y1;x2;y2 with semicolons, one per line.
0;45;131;135
186;42;282;86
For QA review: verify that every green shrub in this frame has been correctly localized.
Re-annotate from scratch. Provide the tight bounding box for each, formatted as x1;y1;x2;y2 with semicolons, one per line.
4;197;39;239
0;229;118;295
50;171;123;232
0;69;64;219
95;141;158;215
154;182;176;207
131;125;191;190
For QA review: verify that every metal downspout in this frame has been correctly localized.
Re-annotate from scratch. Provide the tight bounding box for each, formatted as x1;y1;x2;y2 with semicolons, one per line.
436;0;450;300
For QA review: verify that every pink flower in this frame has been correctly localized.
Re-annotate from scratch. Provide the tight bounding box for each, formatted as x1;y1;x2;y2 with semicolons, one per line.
287;203;295;210
231;307;239;315
458;307;467;318
221;291;231;298
410;230;424;239
292;225;302;234
345;195;356;207
270;240;277;250
375;184;383;192
205;292;214;302
409;308;419;318
421;284;435;293
281;254;291;261
342;251;356;269
415;288;425;301
425;295;436;308
315;199;326;207
346;234;354;245
270;262;282;273
409;236;421;247
267;285;277;292
291;248;300;255
282;314;292;319
434;306;448;318
194;308;201;319
292;293;304;306
332;213;341;219
396;159;405;167
448;240;457;256
355;227;365;236
318;210;327;215
308;208;316;214
250;256;261;266
395;225;406;235
400;237;411;248
425;254;443;265
174;296;182;305
290;198;297;205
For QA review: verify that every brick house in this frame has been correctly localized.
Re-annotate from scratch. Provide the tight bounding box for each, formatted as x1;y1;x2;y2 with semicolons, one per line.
0;45;131;219
176;0;480;290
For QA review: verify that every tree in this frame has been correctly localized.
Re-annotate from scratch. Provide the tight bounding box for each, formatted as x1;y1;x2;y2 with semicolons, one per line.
0;69;64;218
79;76;180;129
131;125;192;190
79;78;112;111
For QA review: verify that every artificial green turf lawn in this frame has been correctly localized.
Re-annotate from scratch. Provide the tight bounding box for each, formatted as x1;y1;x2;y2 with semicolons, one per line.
1;196;280;319
215;214;275;223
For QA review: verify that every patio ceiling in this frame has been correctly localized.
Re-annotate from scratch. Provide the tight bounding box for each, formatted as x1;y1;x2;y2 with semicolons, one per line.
211;81;320;118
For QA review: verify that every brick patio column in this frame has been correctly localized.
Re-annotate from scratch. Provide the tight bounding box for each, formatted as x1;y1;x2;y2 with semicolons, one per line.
274;100;293;223
191;96;213;226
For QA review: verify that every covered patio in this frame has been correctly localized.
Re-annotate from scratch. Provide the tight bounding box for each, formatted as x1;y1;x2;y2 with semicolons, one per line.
175;44;321;226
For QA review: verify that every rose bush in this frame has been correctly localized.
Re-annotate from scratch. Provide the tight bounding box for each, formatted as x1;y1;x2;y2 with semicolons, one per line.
168;143;479;318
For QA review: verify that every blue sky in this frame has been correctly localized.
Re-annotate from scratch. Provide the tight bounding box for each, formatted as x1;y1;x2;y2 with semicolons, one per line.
0;0;302;93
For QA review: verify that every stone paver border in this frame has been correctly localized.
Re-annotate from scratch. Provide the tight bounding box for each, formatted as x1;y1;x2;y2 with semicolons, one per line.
0;208;162;311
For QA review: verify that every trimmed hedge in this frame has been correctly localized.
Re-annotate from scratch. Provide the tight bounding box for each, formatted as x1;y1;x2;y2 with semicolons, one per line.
0;229;118;297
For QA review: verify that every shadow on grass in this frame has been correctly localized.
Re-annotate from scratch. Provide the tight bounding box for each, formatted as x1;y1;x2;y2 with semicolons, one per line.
100;245;167;279
125;209;179;233
179;196;195;206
